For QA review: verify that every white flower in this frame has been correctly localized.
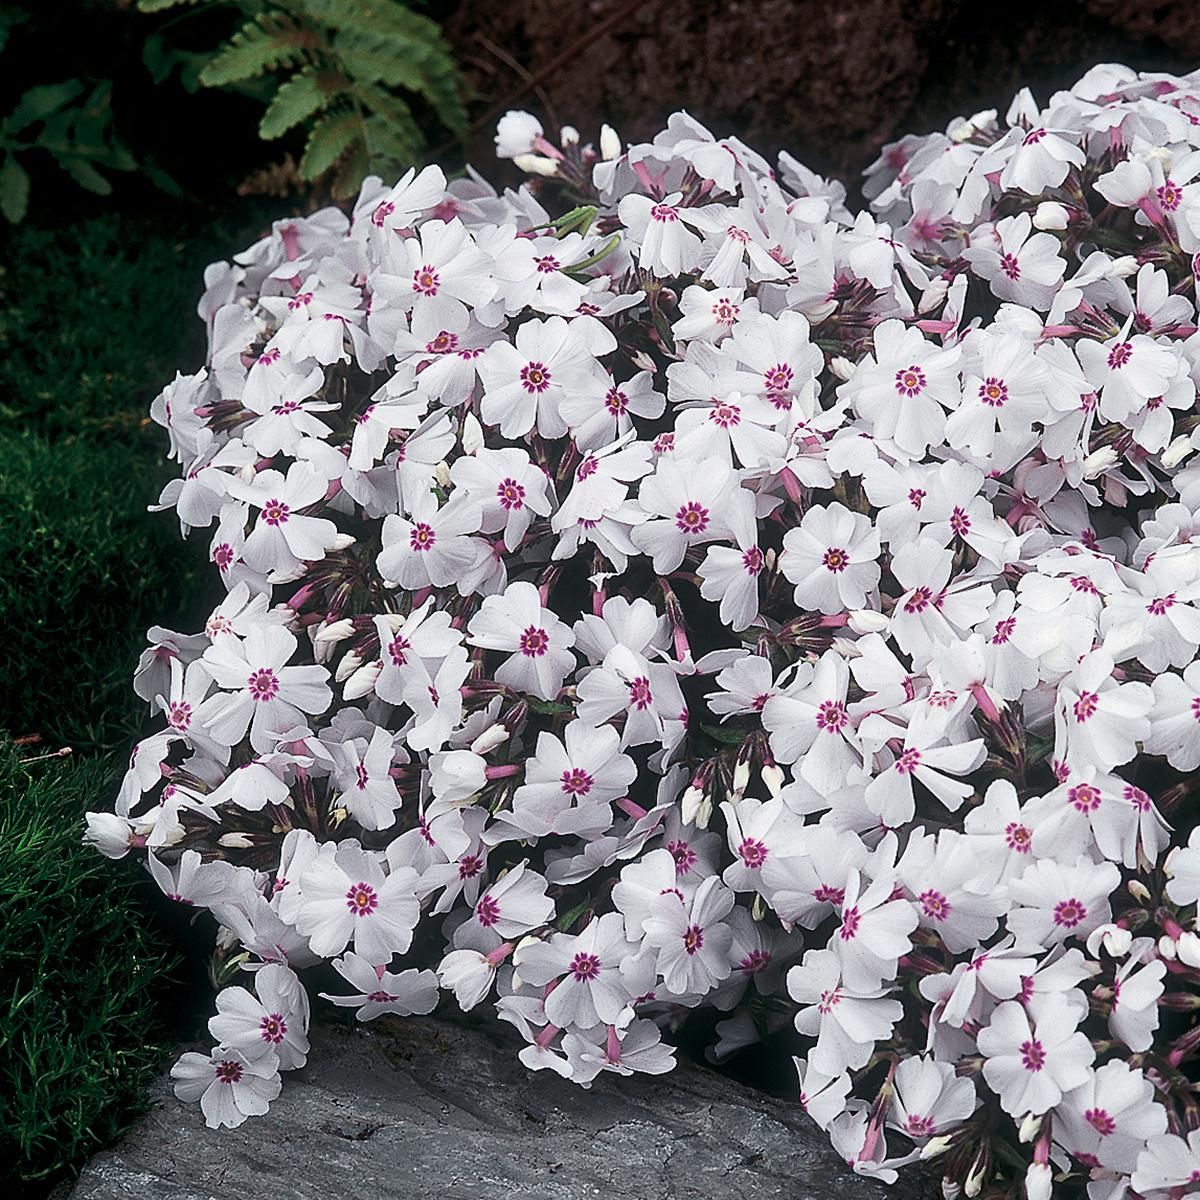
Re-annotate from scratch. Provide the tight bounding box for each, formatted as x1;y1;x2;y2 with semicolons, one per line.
779;502;881;615
321;951;439;1021
643;874;735;995
208;963;310;1070
467;581;577;701
977;993;1094;1116
171;1044;282;1129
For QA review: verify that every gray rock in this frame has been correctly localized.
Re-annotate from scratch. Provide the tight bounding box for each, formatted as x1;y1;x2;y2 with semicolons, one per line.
71;1016;933;1200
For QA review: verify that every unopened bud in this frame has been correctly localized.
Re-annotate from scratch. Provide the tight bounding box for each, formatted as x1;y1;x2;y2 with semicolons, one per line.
315;618;355;644
681;785;706;826
1159;934;1178;960
343;660;382;700
434;461;452;489
513;153;560;177
559;125;580;149
1179;930;1200;968
218;832;254;849
600;124;621;161
847;609;890;635
463;412;485;455
761;761;784;797
920;1135;953;1161
1082;446;1118;480
335;650;363;683
331;532;356;551
1163;433;1193;469
1017;1112;1043;1143
470;723;511;755
1110;255;1139;278
1033;202;1069;231
731;757;751;800
1025;1162;1052;1200
829;356;856;382
1127;878;1152;904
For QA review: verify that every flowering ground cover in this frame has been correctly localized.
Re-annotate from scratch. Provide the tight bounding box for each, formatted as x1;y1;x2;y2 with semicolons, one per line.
86;64;1200;1199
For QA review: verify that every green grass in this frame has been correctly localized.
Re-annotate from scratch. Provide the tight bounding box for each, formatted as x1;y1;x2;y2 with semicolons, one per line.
0;202;268;1192
0;747;181;1189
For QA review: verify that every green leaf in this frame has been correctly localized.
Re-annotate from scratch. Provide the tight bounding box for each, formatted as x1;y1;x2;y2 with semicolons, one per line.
298;108;361;180
554;897;591;932
137;0;205;10
526;696;574;716
199;15;313;87
0;156;30;224
700;723;747;746
2;81;86;139
60;158;113;196
258;70;331;139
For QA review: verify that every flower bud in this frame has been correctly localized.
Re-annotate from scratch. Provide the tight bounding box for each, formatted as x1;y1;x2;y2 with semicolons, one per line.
1082;446;1118;479
315;618;355;644
462;412;485;455
342;660;382;700
920;1135;953;1161
681;784;706;826
1159;934;1178;960
331;532;356;551
847;609;890;635
334;650;363;683
1086;922;1133;958
83;812;135;859
1127;878;1152;904
829;356;856;382
600;124;621;161
470;723;511;755
1178;930;1200;968
1017;1112;1043;1143
218;832;254;849
1110;255;1139;278
761;761;784;797
731;757;751;799
434;461;452;489
559;125;580;149
513;153;560;177
1163;433;1193;469
1025;1162;1051;1200
1032;202;1069;231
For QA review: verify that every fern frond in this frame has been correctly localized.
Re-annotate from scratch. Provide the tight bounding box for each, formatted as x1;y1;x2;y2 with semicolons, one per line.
199;13;318;87
258;69;336;139
298;107;362;179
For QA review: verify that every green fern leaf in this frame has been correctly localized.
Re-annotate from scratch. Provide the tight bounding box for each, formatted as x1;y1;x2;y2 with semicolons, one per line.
199;14;315;88
258;70;335;139
298;108;362;180
136;0;206;12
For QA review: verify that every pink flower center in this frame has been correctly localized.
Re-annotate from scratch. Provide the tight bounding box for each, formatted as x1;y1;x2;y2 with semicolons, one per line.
908;487;926;508
919;889;950;920
742;545;764;575
1072;691;1099;722
476;894;501;927
371;200;395;227
904;1114;935;1137
999;252;1021;280
496;477;526;510
519;626;550;657
520;361;552;393
1020;1038;1046;1071
168;701;192;731
388;635;411;666
991;616;1016;644
260;1013;287;1044
713;299;739;324
409;522;437;552
560;767;594;796
894;365;927;396
1085;1108;1116;1136
905;585;933;613
818;987;841;1013
262;499;290;526
247;668;280;702
822;546;848;572
739;949;770;974
813;884;845;906
1107;341;1133;370
1068;783;1101;812
213;543;234;571
1158;180;1181;210
535;254;560;273
1022;127;1047;145
839;905;861;940
895;747;922;774
950;506;972;537
816;699;847;732
569;952;601;980
675;501;710;533
650;204;679;223
214;1059;244;1084
737;837;768;868
355;762;369;790
764;363;794;391
346;882;379;916
412;264;440;296
426;330;459;354
668;839;696;875
458;853;483;879
1053;897;1087;927
683;924;704;954
979;376;1008;407
1147;594;1175;615
604;386;628;415
1005;822;1032;853
710;403;741;428
628;676;653;709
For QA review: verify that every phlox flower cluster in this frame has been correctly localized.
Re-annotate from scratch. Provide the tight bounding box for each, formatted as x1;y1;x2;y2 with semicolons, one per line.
88;63;1200;1198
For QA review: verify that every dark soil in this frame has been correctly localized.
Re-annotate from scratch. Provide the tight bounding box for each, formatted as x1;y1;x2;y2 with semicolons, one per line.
446;0;1200;190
